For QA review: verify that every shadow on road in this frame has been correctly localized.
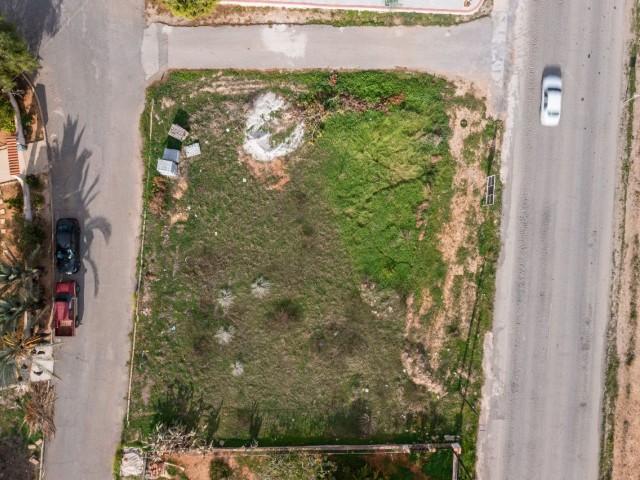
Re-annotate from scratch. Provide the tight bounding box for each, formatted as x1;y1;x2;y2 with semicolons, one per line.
0;0;62;55
50;117;111;313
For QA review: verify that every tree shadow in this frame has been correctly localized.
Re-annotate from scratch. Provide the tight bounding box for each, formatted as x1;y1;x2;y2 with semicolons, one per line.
0;0;62;55
50;116;111;298
248;401;263;441
204;400;223;444
152;381;203;431
326;398;376;438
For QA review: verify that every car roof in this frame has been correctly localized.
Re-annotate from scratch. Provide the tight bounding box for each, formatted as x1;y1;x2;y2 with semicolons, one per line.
547;91;562;113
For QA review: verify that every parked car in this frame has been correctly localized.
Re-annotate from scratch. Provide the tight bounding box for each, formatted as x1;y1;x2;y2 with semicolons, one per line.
54;281;79;337
540;74;562;126
55;218;80;274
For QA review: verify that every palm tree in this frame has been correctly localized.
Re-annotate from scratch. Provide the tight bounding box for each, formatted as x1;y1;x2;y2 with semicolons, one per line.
0;247;41;295
0;292;36;334
0;331;48;382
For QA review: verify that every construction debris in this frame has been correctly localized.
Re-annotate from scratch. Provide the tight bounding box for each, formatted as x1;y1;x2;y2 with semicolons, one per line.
120;448;145;477
184;143;201;158
163;148;181;164
168;124;188;141
156;159;178;178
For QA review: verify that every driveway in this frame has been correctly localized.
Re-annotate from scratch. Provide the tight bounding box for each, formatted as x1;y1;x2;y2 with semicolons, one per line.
477;0;629;479
0;1;145;479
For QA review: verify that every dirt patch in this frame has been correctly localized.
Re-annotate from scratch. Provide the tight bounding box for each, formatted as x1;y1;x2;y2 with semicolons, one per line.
173;176;188;200
611;56;640;480
169;211;189;225
401;98;488;396
165;453;257;480
196;76;268;96
241;154;291;190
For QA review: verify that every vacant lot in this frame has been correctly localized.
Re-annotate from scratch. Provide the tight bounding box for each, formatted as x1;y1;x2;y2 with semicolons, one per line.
127;71;500;471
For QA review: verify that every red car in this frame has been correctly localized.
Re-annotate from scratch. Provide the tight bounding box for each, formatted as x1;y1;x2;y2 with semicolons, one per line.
54;281;79;337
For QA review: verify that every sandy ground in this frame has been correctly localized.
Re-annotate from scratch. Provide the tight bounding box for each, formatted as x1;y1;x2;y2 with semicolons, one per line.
611;49;640;480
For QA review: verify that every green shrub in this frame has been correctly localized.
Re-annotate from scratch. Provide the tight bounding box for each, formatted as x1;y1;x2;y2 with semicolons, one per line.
209;459;233;480
0;98;14;133
24;174;42;190
11;217;45;254
164;0;219;18
4;194;23;211
31;193;44;209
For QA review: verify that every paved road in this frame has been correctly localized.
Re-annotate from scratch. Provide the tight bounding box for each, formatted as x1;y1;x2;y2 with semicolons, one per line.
1;1;145;478
477;0;629;479
143;21;494;93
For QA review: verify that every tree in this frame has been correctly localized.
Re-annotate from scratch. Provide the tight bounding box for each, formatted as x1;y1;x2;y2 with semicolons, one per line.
0;247;41;295
0;292;37;334
0;16;38;94
0;331;48;381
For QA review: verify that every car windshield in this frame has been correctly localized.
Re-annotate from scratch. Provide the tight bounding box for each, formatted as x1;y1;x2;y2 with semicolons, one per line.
55;294;72;303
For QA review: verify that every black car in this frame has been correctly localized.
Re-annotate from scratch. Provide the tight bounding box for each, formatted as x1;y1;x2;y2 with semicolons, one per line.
55;218;80;274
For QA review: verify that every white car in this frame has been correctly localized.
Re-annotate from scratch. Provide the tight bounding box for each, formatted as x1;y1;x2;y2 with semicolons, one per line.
540;75;562;126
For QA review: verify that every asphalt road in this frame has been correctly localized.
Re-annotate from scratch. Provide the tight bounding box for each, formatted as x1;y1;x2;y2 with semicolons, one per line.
477;0;629;479
142;21;494;93
1;1;145;478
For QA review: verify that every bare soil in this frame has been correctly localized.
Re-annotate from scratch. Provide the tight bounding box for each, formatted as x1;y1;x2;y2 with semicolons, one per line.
401;90;489;396
611;63;640;480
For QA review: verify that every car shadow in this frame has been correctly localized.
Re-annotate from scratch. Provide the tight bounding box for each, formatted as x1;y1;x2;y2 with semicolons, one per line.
50;117;111;326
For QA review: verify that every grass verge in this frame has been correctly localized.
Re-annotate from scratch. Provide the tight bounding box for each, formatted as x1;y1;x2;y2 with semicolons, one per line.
599;3;640;480
148;0;491;27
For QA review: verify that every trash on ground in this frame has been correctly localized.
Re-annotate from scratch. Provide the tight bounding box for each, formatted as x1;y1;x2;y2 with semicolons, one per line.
163;148;181;164
120;448;144;477
184;143;201;158
168;123;188;141
157;159;178;178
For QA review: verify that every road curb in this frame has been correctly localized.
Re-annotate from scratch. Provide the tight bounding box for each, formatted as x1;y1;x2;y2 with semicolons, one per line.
219;0;485;14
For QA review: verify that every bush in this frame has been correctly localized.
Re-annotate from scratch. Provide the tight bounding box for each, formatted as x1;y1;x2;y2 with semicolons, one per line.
4;194;23;211
164;0;219;18
24;174;42;190
209;459;233;480
0;98;14;133
31;193;44;209
11;217;45;254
